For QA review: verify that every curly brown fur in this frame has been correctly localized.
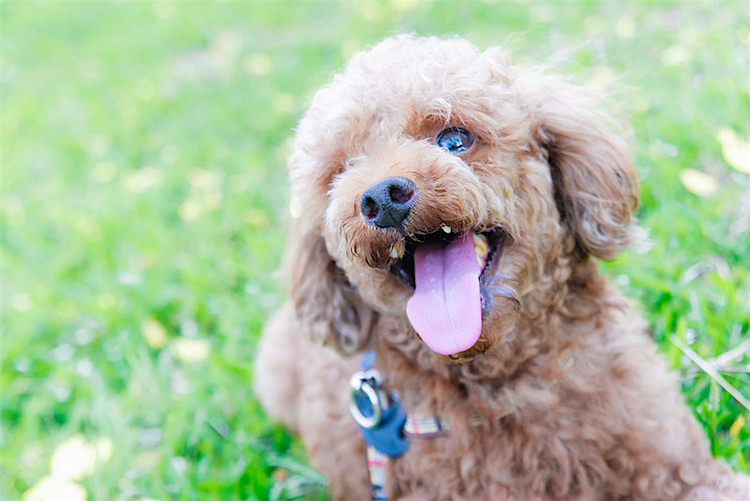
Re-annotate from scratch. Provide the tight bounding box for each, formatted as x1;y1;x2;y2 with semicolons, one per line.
254;35;749;500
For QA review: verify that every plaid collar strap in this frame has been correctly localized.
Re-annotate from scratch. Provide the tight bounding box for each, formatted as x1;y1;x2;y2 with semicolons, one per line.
364;411;484;501
350;351;514;500
349;351;459;501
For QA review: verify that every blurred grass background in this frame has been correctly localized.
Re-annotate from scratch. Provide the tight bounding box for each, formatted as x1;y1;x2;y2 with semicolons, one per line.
1;1;748;499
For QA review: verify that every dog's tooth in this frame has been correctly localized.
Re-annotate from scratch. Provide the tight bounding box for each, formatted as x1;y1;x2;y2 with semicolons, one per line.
390;241;405;259
441;225;452;234
474;233;489;268
473;233;488;256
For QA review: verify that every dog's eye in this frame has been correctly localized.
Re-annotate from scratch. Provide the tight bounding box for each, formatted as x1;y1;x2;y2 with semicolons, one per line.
436;127;474;153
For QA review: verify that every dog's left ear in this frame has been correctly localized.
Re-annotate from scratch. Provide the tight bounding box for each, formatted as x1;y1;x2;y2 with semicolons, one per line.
284;218;375;355
515;73;640;260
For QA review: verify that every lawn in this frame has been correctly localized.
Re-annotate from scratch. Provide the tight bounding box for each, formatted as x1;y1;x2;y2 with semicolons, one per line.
1;1;748;499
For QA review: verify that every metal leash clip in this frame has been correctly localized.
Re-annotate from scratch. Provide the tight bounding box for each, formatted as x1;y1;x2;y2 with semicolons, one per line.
349;368;389;430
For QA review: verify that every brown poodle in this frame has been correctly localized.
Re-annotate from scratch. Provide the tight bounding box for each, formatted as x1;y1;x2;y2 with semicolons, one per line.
254;35;749;500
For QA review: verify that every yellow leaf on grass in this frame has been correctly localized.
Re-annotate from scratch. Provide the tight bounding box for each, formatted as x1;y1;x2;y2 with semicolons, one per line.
23;476;87;501
679;168;718;197
172;337;211;363
178;197;202;221
729;414;746;438
717;127;750;175
50;435;113;481
142;318;168;349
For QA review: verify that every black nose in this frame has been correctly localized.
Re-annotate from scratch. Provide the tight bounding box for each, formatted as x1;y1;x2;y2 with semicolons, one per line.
360;176;416;229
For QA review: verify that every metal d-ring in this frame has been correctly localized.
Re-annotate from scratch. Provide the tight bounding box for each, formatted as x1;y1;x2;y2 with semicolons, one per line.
349;369;389;430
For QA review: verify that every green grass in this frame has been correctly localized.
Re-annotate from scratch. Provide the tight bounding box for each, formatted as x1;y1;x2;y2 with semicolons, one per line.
1;1;748;499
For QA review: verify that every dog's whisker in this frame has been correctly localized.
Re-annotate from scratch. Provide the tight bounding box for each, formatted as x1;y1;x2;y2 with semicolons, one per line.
495;273;518;282
491;283;516;300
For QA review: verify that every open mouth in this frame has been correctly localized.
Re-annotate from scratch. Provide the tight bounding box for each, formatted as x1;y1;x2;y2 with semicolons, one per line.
390;227;506;313
389;227;507;355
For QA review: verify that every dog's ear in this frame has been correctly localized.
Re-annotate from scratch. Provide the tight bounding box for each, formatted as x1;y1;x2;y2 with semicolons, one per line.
285;219;375;355
516;73;639;260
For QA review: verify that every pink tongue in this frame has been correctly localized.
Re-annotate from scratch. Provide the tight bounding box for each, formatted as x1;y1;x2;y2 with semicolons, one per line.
406;233;482;355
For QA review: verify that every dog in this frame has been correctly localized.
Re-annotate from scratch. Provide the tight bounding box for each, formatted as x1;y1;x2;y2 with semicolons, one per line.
254;35;749;500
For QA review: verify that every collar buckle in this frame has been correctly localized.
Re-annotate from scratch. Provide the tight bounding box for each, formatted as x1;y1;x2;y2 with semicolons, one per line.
349;369;389;430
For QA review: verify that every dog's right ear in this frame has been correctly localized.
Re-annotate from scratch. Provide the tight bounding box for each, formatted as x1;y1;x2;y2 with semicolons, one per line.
284;219;375;356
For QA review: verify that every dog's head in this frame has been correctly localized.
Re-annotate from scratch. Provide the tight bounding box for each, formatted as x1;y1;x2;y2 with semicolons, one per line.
285;35;638;362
